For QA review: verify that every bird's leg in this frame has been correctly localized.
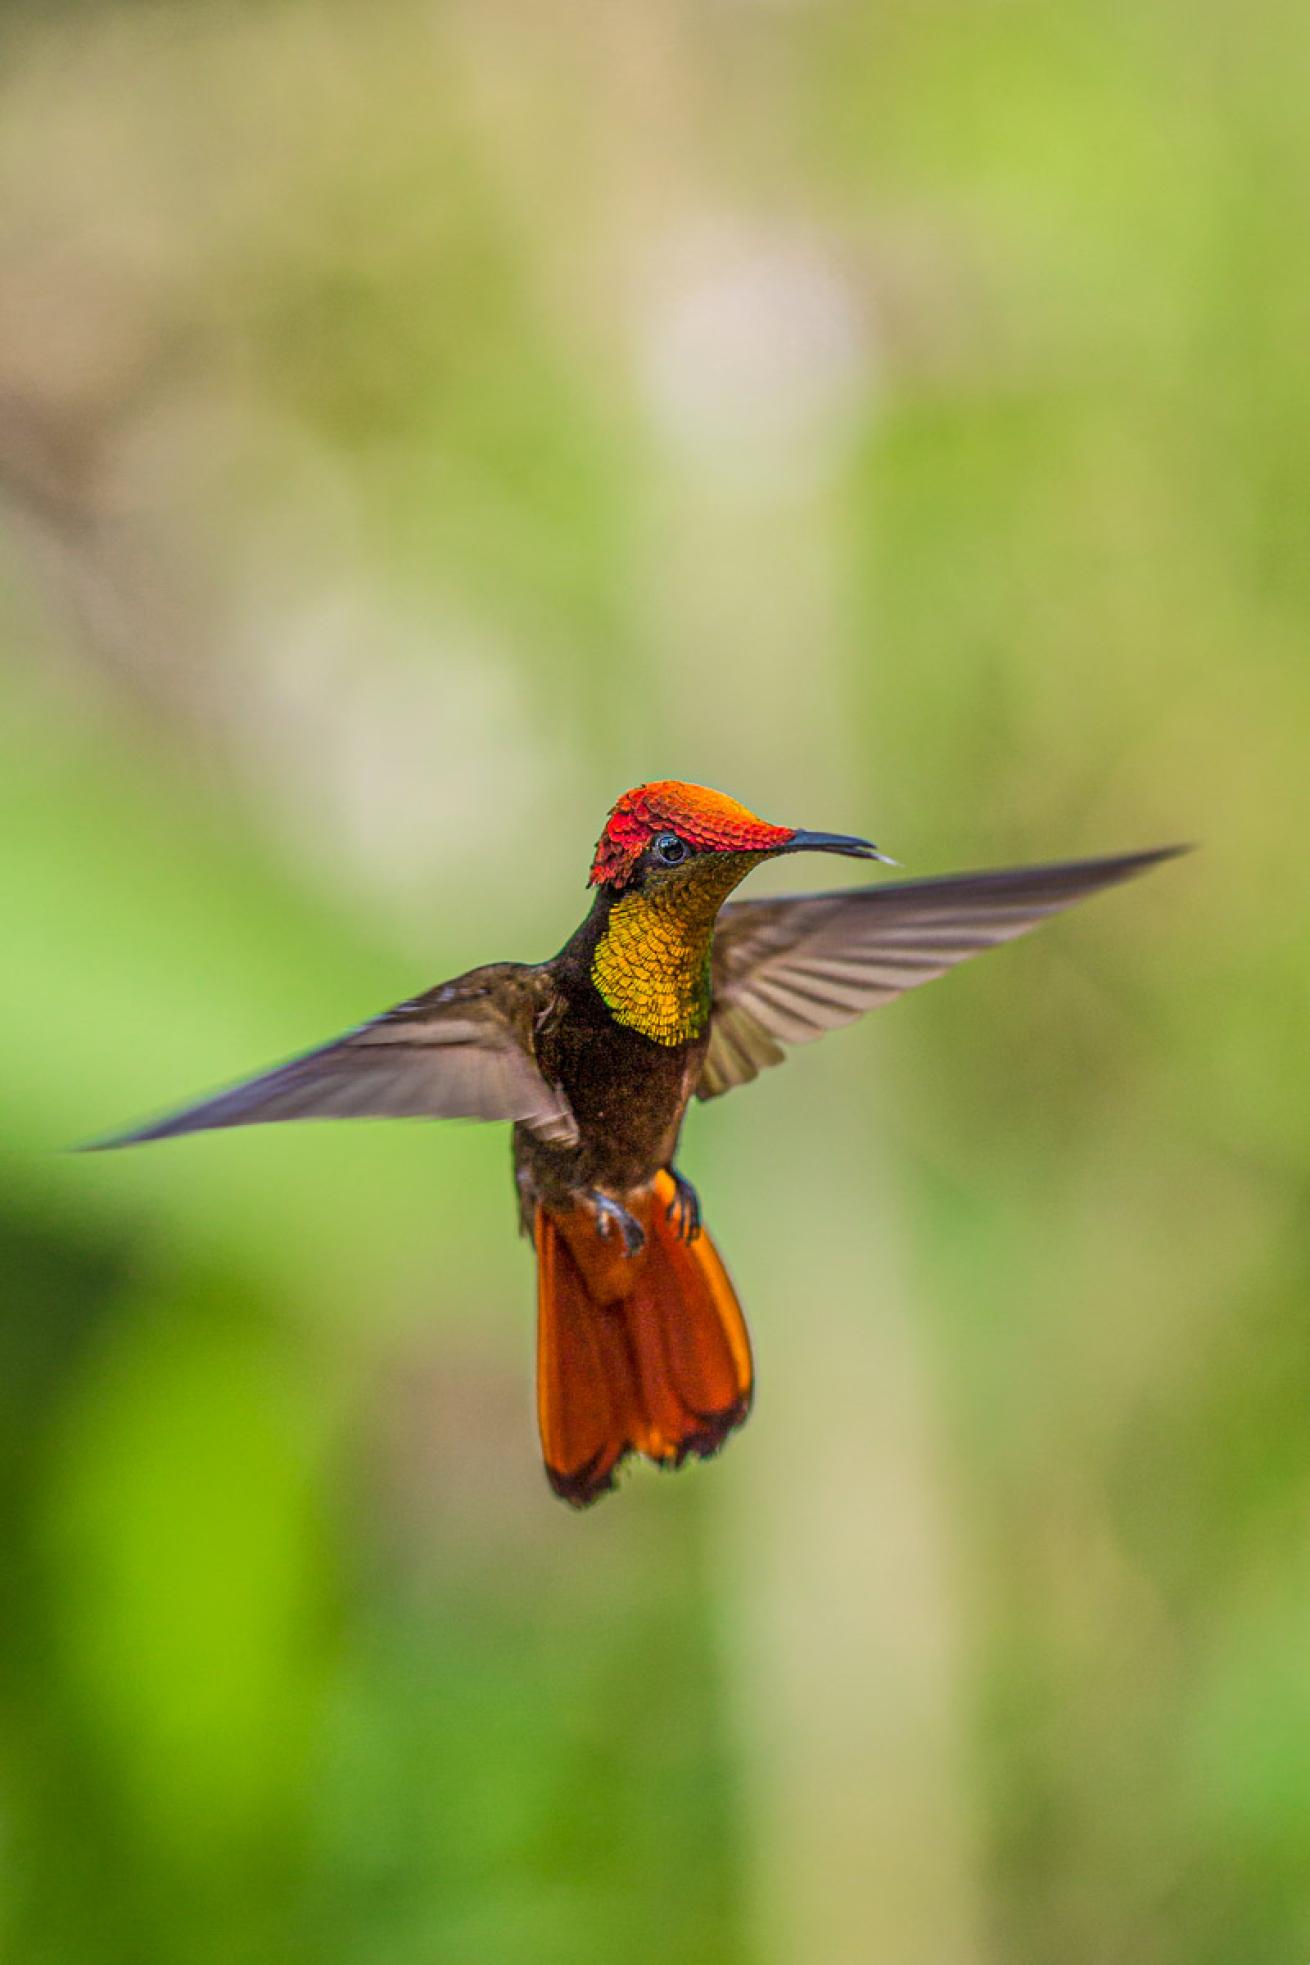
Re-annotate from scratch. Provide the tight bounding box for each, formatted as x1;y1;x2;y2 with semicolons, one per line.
515;1164;537;1243
665;1168;702;1243
587;1190;645;1257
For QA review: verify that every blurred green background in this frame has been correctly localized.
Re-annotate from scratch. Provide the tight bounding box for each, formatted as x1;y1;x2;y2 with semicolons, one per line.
2;2;1307;1960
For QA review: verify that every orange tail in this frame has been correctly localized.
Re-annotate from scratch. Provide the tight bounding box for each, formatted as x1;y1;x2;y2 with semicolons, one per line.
535;1171;753;1507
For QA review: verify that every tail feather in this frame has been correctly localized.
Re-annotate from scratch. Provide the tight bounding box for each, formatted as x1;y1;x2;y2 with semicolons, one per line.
535;1219;636;1504
535;1172;752;1507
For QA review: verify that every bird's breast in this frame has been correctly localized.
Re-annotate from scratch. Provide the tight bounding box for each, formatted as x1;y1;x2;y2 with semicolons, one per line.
520;1009;707;1207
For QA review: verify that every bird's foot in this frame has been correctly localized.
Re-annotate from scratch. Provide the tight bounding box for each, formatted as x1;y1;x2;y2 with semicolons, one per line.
665;1168;702;1243
588;1190;645;1257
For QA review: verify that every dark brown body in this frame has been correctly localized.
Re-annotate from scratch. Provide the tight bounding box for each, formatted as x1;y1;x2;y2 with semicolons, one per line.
512;891;708;1231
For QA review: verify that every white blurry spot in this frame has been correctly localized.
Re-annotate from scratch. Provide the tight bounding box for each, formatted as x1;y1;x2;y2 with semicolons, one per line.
102;391;576;926
640;224;872;494
247;594;572;918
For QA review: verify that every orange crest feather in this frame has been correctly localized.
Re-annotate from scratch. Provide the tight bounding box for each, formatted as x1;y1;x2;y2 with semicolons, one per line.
590;781;793;889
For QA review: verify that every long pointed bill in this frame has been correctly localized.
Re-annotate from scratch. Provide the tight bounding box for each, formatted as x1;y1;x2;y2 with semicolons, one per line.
780;829;898;865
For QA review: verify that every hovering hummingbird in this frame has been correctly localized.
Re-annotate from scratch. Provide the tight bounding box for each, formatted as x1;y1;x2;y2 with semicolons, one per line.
89;783;1180;1506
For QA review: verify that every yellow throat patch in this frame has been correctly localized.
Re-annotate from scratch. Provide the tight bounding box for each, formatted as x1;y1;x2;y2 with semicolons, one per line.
591;854;763;1046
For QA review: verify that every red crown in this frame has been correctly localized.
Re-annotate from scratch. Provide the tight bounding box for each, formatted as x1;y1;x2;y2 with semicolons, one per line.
590;782;793;889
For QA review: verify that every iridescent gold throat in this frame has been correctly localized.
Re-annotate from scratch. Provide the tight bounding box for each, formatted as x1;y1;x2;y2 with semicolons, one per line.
591;855;762;1046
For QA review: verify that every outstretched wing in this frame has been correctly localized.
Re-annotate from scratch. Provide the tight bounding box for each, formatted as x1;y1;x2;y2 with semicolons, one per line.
699;847;1184;1099
85;963;578;1148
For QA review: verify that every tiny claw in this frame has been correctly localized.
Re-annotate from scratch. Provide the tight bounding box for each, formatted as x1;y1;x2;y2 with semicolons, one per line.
589;1190;645;1257
666;1169;702;1244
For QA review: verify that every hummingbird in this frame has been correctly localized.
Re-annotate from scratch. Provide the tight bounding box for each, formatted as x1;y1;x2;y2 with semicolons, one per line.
89;782;1181;1507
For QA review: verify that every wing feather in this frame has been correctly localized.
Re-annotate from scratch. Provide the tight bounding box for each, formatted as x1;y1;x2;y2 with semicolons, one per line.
85;963;578;1148
699;847;1184;1099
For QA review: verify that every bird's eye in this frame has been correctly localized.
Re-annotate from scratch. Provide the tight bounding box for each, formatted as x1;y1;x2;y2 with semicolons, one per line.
653;831;689;865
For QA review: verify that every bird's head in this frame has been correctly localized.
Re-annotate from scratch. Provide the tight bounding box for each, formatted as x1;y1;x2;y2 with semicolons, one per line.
589;781;893;898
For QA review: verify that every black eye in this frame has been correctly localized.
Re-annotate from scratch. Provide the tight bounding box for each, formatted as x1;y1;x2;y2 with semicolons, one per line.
653;831;688;865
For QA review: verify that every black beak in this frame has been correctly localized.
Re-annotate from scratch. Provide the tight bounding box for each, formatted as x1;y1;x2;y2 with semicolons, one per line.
780;829;898;865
